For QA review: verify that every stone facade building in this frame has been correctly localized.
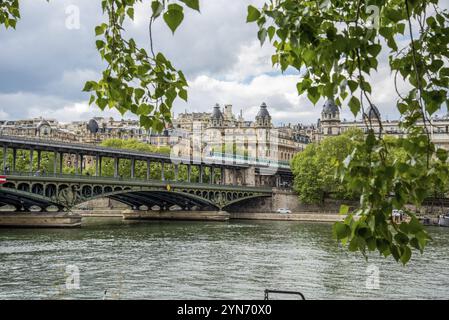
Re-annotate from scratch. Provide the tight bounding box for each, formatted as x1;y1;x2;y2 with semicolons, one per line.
316;98;449;149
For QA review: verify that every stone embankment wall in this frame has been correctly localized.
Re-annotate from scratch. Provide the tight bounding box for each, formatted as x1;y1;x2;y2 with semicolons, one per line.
73;191;445;216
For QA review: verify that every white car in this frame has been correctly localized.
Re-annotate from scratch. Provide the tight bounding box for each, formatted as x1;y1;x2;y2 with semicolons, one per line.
276;208;291;214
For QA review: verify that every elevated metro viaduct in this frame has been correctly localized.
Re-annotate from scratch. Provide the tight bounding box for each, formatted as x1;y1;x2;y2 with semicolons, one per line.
0;135;292;213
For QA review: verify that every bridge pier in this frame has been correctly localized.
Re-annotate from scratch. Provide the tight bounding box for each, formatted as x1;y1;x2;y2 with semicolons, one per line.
114;157;119;178
2;145;6;173
37;150;41;172
131;158;135;179
29;149;34;174
187;164;191;182
12;148;16;172
59;152;63;174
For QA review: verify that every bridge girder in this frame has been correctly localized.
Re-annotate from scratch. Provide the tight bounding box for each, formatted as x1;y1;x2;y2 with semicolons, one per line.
0;175;272;212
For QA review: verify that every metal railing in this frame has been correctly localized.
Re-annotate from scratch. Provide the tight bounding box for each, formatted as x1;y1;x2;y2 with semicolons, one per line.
2;171;273;192
264;289;305;300
0;134;292;170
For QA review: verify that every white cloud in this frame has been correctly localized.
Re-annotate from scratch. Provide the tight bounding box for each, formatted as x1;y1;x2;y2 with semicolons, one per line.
173;74;319;125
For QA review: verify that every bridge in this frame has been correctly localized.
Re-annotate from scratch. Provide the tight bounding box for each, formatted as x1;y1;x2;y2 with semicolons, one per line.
0;135;291;213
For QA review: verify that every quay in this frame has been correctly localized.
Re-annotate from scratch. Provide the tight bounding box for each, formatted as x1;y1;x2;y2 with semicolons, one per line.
0;212;81;228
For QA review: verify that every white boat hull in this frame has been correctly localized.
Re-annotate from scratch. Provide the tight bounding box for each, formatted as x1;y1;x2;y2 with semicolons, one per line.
438;216;449;227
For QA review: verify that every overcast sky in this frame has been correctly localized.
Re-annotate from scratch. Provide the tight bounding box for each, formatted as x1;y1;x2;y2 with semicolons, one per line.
0;0;442;125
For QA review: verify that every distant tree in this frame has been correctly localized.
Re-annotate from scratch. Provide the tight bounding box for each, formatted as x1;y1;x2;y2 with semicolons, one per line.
291;129;364;204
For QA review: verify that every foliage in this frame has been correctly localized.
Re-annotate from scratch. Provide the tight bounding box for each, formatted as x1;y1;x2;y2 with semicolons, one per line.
0;0;197;131
82;0;200;131
0;0;20;29
291;129;364;204
247;0;449;264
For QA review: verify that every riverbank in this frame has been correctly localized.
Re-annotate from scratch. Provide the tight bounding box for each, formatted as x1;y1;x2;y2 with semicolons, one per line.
230;212;345;222
0;212;82;228
77;209;346;223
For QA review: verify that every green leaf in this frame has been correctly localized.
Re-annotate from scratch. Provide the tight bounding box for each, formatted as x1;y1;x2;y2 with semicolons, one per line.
348;96;360;117
179;0;200;12
258;28;267;46
400;246;411;265
163;4;184;34
307;87;320;105
126;8;134;19
151;1;164;18
339;204;349;215
179;88;188;101
333;221;351;240
95;23;107;36
367;44;382;57
384;8;404;23
267;26;276;41
246;5;260;23
347;80;358;93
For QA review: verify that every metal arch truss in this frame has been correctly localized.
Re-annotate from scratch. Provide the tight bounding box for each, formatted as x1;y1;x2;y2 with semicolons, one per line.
0;175;273;212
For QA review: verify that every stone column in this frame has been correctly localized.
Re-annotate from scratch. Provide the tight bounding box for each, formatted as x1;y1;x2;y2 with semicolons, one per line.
74;153;79;175
95;154;100;177
59;152;63;174
199;165;203;183
2;145;6;174
187;164;191;182
53;151;57;174
79;154;84;174
114;157;119;178
12;148;16;172
131;158;135;179
221;167;225;185
146;159;151;180
242;167;256;187
29;149;34;174
37;150;41;172
210;166;214;184
174;164;179;182
161;162;165;181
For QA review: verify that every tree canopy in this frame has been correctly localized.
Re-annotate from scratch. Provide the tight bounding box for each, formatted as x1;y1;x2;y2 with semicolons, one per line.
2;0;449;264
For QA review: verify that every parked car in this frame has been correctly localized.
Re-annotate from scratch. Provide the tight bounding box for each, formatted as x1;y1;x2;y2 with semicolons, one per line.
276;208;291;214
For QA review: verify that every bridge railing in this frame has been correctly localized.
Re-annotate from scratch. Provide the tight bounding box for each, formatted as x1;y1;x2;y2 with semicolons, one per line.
3;171;273;192
0;134;292;170
0;134;173;159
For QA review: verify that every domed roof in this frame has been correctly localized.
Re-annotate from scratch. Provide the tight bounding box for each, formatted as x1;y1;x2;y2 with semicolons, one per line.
322;99;339;114
256;102;271;118
37;119;50;129
87;119;99;133
211;103;223;120
366;104;381;121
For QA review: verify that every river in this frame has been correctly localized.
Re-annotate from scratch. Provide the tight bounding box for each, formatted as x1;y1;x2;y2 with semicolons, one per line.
0;218;448;299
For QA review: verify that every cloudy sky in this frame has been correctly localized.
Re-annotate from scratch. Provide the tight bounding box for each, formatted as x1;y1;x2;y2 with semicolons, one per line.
0;0;440;125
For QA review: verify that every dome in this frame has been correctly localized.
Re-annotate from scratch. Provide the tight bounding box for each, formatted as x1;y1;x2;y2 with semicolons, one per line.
87;119;99;133
256;102;271;118
322;99;339;114
37;119;50;129
211;103;223;120
366;104;381;121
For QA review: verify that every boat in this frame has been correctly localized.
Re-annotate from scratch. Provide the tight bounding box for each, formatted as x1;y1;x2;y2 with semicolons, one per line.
438;213;449;227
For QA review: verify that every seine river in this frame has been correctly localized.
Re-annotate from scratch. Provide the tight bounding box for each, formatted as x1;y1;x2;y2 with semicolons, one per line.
1;218;448;299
